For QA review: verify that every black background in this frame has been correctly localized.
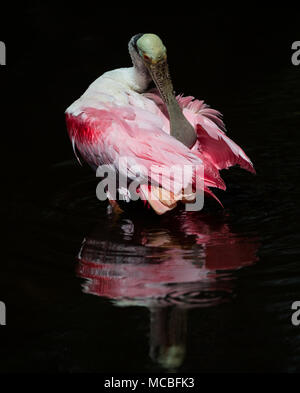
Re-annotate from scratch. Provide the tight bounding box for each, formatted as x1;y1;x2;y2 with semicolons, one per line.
1;4;299;173
1;3;300;374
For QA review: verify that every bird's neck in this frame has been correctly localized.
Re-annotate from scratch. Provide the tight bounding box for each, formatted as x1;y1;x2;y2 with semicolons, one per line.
129;45;152;92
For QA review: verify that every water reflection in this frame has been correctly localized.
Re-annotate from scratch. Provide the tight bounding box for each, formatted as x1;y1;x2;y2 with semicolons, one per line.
77;211;258;370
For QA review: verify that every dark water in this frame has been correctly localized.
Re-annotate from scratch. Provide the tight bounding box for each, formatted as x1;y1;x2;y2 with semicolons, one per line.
1;6;300;373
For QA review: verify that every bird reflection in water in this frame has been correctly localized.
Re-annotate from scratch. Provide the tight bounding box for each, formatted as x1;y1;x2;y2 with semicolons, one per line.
77;211;258;371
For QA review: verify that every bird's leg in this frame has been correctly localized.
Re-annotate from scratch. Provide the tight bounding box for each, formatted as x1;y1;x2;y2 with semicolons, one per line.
107;198;124;215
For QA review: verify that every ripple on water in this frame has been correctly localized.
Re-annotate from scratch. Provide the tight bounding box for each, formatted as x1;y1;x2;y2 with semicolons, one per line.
42;161;260;310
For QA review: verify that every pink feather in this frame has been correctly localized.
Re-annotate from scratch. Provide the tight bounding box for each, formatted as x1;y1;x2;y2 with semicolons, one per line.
66;82;255;213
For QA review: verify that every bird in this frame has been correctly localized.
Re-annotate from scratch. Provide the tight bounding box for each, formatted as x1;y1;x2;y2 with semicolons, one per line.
66;33;255;214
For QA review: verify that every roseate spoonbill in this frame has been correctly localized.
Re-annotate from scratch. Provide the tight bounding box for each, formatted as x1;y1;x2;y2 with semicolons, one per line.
66;33;255;214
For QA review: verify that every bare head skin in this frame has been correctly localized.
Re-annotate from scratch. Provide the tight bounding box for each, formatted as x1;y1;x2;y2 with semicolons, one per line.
136;34;167;63
130;33;197;149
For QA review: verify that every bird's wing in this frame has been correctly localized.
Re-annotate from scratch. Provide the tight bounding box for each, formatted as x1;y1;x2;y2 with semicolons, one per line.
86;105;225;189
178;96;255;174
145;90;255;174
66;103;226;214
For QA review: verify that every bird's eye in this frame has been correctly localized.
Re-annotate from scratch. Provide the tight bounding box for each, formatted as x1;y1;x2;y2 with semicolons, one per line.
143;54;151;61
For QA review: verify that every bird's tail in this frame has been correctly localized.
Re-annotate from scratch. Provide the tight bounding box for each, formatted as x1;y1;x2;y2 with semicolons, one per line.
138;184;222;215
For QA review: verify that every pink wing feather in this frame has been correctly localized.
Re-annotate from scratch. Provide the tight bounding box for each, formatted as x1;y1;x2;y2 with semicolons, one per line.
66;105;223;192
146;90;255;174
66;89;255;213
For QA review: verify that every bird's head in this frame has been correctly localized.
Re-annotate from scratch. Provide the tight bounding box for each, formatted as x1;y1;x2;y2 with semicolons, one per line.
129;33;167;69
135;33;167;64
129;33;171;102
